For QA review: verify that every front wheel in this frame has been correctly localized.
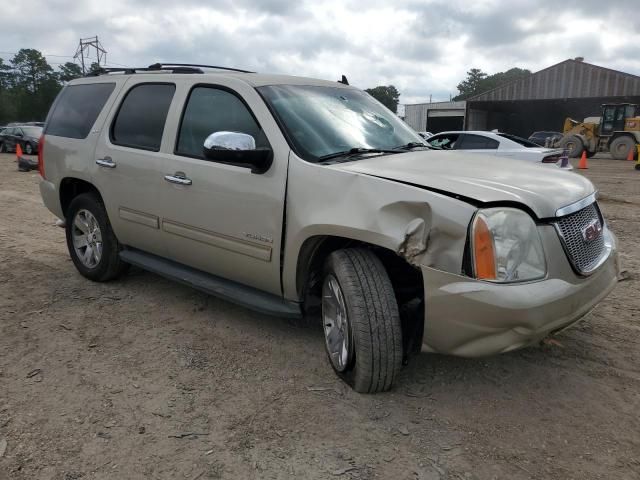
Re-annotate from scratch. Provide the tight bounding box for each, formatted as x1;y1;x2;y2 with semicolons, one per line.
24;142;34;155
322;248;403;393
65;193;129;282
559;135;584;158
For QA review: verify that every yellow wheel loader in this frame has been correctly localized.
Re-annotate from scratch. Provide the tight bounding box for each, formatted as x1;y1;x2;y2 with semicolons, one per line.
553;103;640;159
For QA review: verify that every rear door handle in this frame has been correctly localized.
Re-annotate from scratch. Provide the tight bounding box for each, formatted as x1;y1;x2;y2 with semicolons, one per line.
96;156;116;168
164;173;192;186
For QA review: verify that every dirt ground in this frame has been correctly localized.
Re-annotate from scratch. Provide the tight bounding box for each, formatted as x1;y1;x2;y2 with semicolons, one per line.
0;152;639;480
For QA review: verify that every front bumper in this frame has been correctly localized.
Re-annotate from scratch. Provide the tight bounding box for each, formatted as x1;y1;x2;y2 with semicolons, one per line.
421;225;619;357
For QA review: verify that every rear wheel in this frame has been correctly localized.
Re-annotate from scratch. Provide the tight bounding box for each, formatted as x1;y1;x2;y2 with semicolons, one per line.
65;193;129;282
609;136;636;160
559;135;584;158
321;248;403;393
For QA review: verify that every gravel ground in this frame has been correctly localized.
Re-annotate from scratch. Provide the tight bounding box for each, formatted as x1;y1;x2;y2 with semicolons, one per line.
0;153;639;480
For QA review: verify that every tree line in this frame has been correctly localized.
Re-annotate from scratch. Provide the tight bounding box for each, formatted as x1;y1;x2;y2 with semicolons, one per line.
0;49;93;125
453;67;531;101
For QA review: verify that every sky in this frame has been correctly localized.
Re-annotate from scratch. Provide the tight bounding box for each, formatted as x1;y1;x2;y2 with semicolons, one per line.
1;0;639;104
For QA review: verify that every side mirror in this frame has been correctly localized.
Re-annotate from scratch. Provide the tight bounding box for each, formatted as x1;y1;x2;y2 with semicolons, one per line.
203;131;272;174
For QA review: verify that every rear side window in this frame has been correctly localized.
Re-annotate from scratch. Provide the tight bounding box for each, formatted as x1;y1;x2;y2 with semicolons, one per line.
459;134;499;149
45;83;115;139
175;86;267;159
111;83;175;151
428;134;459;149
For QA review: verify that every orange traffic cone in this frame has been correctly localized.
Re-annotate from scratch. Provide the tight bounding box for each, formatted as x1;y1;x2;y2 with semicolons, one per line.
15;144;23;162
627;146;636;161
578;150;588;169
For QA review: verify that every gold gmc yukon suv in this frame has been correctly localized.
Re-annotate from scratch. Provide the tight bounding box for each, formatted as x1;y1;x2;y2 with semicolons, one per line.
38;64;619;393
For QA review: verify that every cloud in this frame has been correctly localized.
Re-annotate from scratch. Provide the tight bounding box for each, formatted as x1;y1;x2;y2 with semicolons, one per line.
1;0;639;104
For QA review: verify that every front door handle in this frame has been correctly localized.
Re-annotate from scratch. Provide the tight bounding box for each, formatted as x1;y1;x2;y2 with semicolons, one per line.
96;156;116;168
164;173;192;186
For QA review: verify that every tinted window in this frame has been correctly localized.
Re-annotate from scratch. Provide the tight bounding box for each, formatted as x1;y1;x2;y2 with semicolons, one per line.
112;83;175;151
459;134;499;149
46;83;115;139
176;87;267;158
428;134;460;149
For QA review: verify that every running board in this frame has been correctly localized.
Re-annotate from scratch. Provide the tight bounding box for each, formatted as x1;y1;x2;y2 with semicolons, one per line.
119;249;302;318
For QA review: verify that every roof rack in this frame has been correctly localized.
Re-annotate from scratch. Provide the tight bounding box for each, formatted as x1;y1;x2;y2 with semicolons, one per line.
85;63;254;77
149;63;255;73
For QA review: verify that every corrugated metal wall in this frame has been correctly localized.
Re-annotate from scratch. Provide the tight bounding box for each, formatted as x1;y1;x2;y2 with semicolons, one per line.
404;104;429;131
470;60;640;102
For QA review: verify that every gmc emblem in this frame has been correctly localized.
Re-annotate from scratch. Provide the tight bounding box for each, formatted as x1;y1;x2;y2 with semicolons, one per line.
582;219;603;243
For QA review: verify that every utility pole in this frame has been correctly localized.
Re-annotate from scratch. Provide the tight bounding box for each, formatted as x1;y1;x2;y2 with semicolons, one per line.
73;36;107;74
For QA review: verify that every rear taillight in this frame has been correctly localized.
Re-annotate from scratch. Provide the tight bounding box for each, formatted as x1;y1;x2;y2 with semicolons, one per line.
38;135;45;178
542;155;560;163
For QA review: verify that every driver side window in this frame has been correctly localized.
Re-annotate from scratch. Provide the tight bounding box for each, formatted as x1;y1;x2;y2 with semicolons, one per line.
176;87;268;159
429;133;459;149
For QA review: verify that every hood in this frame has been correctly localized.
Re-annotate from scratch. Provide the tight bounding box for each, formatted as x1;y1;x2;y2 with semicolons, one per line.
331;150;594;218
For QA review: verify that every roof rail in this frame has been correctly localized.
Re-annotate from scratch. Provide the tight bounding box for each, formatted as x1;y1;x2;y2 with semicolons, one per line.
85;63;254;77
149;63;255;73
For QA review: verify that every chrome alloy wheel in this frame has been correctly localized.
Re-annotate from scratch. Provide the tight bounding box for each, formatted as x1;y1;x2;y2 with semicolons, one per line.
71;209;103;268
322;274;352;372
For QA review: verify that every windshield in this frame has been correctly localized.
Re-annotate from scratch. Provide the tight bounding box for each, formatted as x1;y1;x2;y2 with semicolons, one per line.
258;85;424;161
498;133;541;148
22;126;43;137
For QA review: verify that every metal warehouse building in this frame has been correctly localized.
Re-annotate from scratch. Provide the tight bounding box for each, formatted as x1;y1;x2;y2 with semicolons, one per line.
465;58;640;137
404;58;640;138
404;100;466;133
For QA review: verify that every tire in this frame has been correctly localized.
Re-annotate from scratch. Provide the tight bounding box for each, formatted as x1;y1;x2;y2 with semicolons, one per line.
24;142;33;155
559;135;584;158
65;193;129;282
609;136;636;160
321;248;403;393
0;142;5;153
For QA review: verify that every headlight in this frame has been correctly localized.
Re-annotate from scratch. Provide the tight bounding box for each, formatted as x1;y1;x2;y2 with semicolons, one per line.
471;207;546;282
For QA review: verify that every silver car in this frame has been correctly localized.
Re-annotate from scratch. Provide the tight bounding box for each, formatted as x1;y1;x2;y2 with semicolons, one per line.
38;64;619;393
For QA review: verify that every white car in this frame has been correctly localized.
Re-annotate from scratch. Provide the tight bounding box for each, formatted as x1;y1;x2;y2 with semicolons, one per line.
427;131;570;169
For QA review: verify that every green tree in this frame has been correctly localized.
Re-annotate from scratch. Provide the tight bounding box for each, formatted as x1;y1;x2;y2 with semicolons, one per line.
58;62;83;82
365;85;401;113
0;49;64;124
11;49;55;93
454;67;531;101
454;68;488;100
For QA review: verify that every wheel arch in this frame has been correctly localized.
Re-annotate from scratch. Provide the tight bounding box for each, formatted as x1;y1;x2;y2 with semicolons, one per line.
608;131;640;147
296;234;425;357
59;177;104;217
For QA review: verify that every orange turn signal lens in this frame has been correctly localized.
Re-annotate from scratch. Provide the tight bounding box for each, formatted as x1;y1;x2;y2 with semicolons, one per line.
473;215;497;280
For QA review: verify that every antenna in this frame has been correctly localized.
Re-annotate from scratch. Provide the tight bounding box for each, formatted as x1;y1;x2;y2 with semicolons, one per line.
74;36;107;74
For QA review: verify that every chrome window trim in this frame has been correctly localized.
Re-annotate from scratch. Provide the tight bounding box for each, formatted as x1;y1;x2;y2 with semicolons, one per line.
555;192;598;218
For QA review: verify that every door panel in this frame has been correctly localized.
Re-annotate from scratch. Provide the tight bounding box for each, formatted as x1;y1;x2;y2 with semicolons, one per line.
91;81;176;258
159;80;290;295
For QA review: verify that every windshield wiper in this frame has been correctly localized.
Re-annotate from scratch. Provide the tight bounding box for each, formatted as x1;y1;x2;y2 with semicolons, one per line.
393;142;431;150
318;147;401;162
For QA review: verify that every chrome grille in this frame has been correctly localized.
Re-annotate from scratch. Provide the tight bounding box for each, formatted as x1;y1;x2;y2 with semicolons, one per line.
554;202;606;274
